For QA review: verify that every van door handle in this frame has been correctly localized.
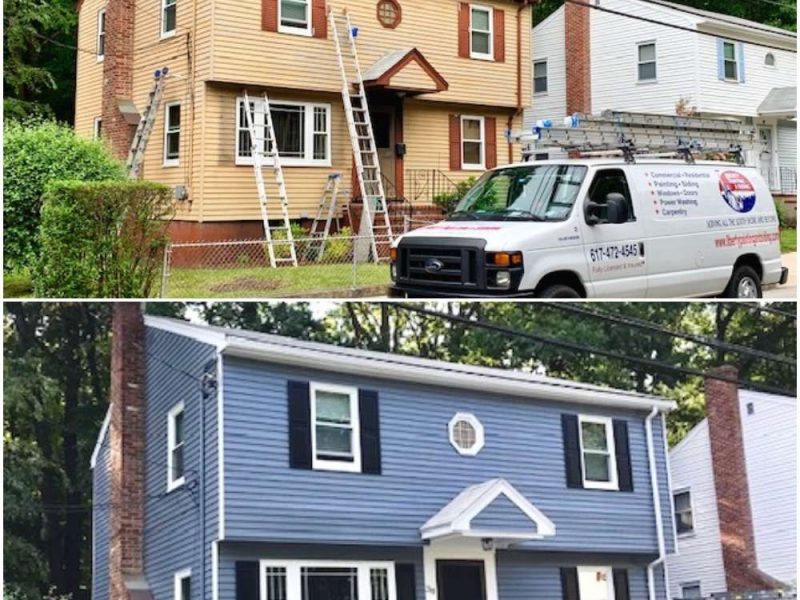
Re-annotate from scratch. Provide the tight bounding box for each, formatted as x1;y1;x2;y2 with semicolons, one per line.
639;242;645;257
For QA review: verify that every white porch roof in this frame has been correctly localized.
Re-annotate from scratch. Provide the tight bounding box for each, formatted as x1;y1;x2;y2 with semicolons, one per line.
758;87;797;118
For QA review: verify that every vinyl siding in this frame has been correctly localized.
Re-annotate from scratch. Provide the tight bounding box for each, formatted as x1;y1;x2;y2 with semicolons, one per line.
524;6;566;129
74;0;105;137
776;121;797;171
470;495;539;533
91;436;111;600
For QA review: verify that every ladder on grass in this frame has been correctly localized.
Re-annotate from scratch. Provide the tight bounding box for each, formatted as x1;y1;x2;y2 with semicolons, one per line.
242;90;298;268
308;173;348;260
127;67;169;179
329;8;394;262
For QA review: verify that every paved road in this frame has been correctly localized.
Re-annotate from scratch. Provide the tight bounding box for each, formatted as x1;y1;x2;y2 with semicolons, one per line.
765;252;796;299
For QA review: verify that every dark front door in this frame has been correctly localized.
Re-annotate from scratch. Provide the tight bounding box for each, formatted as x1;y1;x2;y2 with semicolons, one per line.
436;560;486;600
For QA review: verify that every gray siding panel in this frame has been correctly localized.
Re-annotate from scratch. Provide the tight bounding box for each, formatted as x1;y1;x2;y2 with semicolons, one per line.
470;495;539;533
92;438;110;600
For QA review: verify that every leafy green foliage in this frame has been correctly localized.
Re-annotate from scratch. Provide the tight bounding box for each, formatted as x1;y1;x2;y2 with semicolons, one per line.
432;177;478;215
3;120;124;273
34;180;174;297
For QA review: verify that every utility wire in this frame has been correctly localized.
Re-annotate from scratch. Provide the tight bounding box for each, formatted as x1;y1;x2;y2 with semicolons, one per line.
719;302;797;320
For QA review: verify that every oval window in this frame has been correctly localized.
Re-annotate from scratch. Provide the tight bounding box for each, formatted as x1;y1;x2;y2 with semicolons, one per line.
376;0;402;28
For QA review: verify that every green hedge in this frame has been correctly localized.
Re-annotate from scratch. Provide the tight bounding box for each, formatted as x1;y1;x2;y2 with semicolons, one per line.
34;181;174;298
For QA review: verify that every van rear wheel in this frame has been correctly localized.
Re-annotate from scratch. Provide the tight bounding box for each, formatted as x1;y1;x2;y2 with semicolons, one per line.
537;284;582;298
723;265;762;299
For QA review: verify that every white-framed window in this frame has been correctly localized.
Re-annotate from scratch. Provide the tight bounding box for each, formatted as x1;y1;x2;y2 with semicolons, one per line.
167;401;186;491
577;566;615;600
533;59;548;94
578;415;618;490
469;5;493;60
259;561;396;600
681;582;702;599
310;382;361;473
723;41;738;80
96;8;106;61
235;98;331;167
161;0;177;38
93;117;103;140
637;41;656;81
163;102;181;166
461;115;485;170
448;412;485;456
765;52;776;67
174;568;191;600
674;488;694;536
279;0;311;36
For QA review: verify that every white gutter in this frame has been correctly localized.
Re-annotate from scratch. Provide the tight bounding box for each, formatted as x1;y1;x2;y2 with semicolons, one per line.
645;407;667;600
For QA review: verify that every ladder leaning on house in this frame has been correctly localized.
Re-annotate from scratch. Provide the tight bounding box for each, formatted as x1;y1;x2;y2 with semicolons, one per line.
127;67;169;179
242;90;298;268
308;173;349;261
329;7;394;263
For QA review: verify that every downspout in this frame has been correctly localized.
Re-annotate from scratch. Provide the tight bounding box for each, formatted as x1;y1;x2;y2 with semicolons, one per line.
509;0;532;163
645;406;666;600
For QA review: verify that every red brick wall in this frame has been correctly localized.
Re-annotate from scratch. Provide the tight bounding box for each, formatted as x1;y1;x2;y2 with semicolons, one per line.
564;1;591;115
101;0;136;160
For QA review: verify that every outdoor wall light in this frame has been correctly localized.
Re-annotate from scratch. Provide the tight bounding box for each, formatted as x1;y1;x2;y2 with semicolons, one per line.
481;538;494;551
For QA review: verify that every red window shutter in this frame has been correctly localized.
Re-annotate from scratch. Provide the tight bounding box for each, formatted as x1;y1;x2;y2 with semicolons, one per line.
312;0;327;38
458;3;470;58
493;9;505;63
449;114;462;171
262;0;278;31
485;117;497;169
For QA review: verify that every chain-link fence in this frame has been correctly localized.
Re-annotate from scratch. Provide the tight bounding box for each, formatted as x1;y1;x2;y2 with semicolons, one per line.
673;591;797;600
160;234;393;298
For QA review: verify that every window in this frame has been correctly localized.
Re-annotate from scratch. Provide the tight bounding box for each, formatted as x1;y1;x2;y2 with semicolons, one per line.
448;413;485;456
174;569;191;600
637;42;656;81
164;103;181;166
161;0;177;37
260;561;395;600
310;383;361;472
93;117;103;140
469;5;493;60
674;489;694;535
681;582;702;599
723;41;738;80
279;0;311;35
587;169;635;223
236;98;330;166
765;52;776;67
376;0;401;28
167;402;186;491
577;566;615;600
533;59;548;94
461;116;485;170
97;8;106;61
578;416;617;490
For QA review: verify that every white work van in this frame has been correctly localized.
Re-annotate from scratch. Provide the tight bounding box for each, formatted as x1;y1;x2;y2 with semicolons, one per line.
389;159;787;298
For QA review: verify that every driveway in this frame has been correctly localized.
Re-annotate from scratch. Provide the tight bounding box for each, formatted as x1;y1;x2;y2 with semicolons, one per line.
764;252;796;298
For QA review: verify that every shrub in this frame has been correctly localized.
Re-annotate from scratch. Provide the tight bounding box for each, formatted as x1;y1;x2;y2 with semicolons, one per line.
322;226;354;262
3;120;124;271
432;176;478;215
268;223;309;259
34;180;174;297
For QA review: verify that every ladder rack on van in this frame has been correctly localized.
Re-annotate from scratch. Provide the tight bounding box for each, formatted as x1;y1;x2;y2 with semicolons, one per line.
511;110;756;165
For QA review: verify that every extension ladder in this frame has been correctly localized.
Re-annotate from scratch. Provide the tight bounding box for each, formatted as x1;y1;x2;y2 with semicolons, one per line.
308;173;348;261
242;90;298;268
329;8;394;262
127;67;169;179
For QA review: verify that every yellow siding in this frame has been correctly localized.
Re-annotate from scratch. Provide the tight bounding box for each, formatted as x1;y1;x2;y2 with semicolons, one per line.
387;60;436;91
74;0;105;137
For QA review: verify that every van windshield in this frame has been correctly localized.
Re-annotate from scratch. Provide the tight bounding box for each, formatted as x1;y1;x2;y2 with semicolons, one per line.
450;164;588;222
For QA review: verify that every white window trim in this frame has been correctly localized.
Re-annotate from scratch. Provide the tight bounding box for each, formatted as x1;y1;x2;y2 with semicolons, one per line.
235;97;331;167
258;560;397;600
423;542;499;600
93;117;102;140
680;581;702;598
722;40;739;82
96;7;106;62
461;115;485;171
577;565;616;600
310;382;362;473
578;414;618;491
278;0;312;36
167;401;186;492
163;102;181;167
673;486;695;538
469;4;494;61
448;412;485;456
636;40;657;82
161;0;177;39
174;568;191;600
533;58;548;96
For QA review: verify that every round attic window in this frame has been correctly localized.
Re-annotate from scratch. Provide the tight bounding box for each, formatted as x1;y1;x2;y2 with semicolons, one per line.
765;53;776;67
449;413;485;456
377;0;402;28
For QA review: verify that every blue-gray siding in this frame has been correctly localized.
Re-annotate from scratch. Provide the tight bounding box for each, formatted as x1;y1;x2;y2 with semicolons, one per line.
91;436;110;600
471;495;539;534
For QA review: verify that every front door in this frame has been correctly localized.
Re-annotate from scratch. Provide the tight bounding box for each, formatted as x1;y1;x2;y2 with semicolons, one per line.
436;560;486;600
371;108;396;197
758;126;774;189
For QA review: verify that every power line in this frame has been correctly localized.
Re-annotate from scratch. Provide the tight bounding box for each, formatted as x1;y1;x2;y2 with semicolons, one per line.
719;302;797;320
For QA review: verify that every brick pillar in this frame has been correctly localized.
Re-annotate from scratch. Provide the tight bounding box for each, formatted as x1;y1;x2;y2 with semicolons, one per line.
108;303;147;600
564;0;591;115
101;0;136;159
705;366;781;592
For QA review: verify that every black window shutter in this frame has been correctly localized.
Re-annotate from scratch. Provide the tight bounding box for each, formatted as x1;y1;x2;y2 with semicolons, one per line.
359;389;382;475
288;380;312;470
562;414;583;489
613;419;633;492
560;567;579;600
613;568;630;600
395;563;416;600
235;561;259;600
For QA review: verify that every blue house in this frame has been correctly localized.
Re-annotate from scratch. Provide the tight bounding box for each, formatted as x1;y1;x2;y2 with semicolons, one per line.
92;307;676;600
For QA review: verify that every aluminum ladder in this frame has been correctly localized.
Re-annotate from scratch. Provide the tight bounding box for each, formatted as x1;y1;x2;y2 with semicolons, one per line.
308;173;348;261
329;8;393;262
242;90;298;268
127;67;169;179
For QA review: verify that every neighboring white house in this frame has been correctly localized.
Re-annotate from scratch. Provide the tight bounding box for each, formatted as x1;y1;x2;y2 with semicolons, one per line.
666;376;797;598
526;0;797;195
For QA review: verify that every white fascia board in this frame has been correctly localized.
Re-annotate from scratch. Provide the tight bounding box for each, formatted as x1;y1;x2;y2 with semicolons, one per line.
144;315;228;349
90;405;112;469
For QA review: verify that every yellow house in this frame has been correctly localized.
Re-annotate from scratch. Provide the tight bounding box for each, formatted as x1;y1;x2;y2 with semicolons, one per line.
75;0;534;241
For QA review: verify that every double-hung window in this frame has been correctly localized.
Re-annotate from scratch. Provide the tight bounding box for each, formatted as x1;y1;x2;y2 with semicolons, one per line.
310;383;361;472
163;103;181;166
162;0;177;37
279;0;311;35
578;415;618;490
174;569;191;600
637;42;656;81
681;582;702;599
723;41;738;80
533;59;548;94
97;8;106;61
674;489;694;535
167;402;186;491
577;566;615;600
260;561;396;600
469;5;493;60
93;117;103;140
461;116;485;170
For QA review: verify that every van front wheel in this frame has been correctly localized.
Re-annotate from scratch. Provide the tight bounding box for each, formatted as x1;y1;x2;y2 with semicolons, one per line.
723;265;762;299
537;284;582;298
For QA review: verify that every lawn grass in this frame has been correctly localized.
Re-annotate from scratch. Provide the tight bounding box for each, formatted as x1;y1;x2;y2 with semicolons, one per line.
780;228;796;253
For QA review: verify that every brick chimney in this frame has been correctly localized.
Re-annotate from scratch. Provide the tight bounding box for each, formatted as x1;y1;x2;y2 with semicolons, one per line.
564;0;591;114
108;303;151;599
705;366;781;592
101;0;137;159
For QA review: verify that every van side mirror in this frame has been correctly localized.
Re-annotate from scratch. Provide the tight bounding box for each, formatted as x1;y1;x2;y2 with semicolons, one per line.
604;193;629;224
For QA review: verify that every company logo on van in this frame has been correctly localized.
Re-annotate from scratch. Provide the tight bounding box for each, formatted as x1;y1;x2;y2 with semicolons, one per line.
424;258;445;273
719;171;756;213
